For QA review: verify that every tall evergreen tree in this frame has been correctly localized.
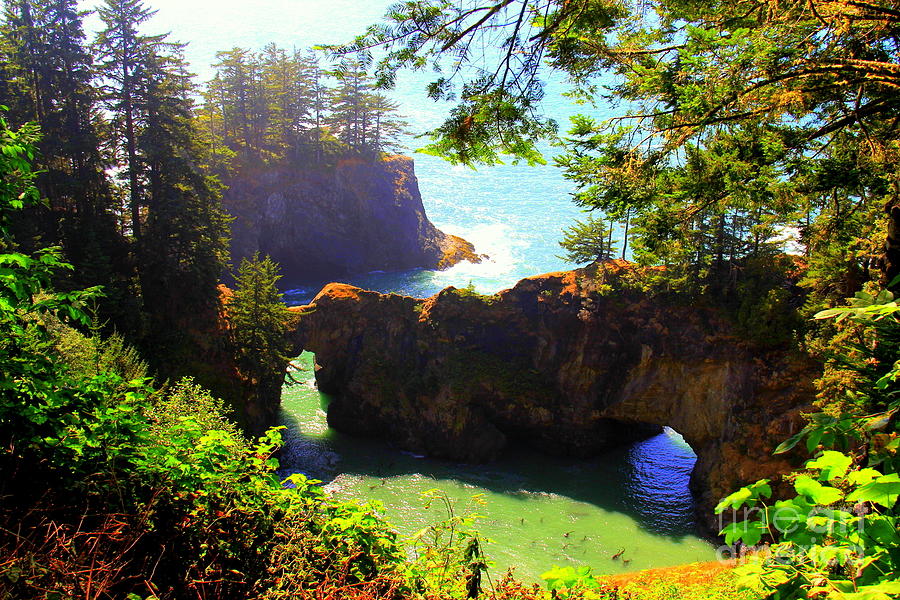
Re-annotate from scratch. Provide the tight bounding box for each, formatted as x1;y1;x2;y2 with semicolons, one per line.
0;0;128;316
327;62;406;154
138;49;229;311
1;0;109;215
93;0;169;239
227;253;291;418
93;0;230;377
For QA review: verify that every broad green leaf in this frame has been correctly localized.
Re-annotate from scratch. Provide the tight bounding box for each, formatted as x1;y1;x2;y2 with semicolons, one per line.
847;473;900;508
716;479;771;512
806;451;853;481
721;519;767;546
848;469;881;486
794;475;844;505
862;515;900;545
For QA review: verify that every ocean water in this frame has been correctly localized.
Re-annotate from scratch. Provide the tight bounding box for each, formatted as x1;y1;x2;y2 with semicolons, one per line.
278;354;718;582
281;154;584;303
77;0;719;579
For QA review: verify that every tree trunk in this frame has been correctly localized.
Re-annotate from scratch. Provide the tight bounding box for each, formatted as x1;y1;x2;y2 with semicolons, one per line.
124;81;141;238
883;196;900;290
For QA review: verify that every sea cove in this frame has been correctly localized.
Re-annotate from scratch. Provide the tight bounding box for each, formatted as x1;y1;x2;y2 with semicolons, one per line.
278;353;719;581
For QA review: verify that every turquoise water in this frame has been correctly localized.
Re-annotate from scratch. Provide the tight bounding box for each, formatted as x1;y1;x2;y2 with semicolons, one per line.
281;156;584;303
278;354;717;581
77;0;719;578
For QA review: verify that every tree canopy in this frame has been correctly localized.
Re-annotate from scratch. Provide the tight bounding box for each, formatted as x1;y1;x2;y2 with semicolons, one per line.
339;0;900;294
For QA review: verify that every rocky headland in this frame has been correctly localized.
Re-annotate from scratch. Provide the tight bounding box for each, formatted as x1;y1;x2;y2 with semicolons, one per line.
223;155;480;280
285;262;818;528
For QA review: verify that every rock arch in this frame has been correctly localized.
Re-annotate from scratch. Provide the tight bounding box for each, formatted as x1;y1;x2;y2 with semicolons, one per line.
288;264;816;528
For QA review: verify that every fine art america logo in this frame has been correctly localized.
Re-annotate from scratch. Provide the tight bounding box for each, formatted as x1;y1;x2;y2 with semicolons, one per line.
714;502;870;564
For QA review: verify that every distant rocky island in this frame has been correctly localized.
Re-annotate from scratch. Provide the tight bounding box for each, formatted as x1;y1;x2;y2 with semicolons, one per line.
223;155;481;280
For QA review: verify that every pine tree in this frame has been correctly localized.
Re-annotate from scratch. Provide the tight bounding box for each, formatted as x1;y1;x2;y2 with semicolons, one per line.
1;0;109;214
366;92;407;153
295;49;326;161
211;47;269;165
93;1;230;376
228;253;291;390
327;61;368;150
137;49;230;317
93;0;170;239
0;0;129;322
327;62;406;154
558;215;617;264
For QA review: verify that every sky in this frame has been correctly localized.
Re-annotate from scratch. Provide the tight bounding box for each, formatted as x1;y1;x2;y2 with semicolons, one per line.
79;0;394;80
77;0;498;136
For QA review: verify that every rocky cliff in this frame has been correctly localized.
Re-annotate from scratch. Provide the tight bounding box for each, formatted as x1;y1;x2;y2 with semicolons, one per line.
288;262;818;529
224;155;480;280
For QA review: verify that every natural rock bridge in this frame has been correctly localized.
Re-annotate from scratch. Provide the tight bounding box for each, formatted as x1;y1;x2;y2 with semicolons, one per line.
285;263;816;525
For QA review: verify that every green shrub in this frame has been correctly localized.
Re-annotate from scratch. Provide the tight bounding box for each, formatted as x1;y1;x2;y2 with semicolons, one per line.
146;376;243;443
44;313;149;382
718;287;900;600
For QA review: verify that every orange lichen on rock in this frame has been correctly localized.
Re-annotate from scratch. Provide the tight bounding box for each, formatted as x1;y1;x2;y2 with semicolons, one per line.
437;233;483;269
599;559;738;588
314;282;364;303
559;271;579;296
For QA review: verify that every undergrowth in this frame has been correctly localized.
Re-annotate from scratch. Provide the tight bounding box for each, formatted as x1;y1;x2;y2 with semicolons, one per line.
0;116;751;600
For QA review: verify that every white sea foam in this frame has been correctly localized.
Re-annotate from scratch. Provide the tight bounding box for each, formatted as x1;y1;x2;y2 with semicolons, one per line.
432;221;524;294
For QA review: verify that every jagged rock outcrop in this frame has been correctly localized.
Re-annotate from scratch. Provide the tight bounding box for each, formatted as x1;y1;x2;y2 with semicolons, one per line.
223;155;480;280
287;262;817;528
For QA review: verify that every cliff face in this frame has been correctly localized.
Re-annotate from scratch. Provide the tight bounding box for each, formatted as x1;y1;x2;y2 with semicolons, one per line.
288;263;817;528
224;155;480;280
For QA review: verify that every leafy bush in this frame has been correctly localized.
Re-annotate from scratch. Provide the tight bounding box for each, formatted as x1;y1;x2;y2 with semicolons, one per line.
44;312;149;382
0;115;409;599
146;376;243;442
717;287;900;600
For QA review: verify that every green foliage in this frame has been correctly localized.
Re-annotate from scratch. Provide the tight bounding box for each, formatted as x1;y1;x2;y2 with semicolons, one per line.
718;454;900;600
403;490;491;598
0;112;406;599
558;214;618;264
202;47;408;168
717;288;900;600
146;376;241;441
542;565;602;598
228;253;292;388
0;111;40;240
326;1;569;164
4;0;231;381
355;0;897;315
784;286;900;453
44;313;149;382
0;116;136;486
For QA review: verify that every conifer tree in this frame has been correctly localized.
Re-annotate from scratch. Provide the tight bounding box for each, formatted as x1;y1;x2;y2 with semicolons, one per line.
228;253;291;395
137;49;230;319
0;0;128;318
93;0;230;375
558;214;617;264
1;0;108;214
93;0;169;239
